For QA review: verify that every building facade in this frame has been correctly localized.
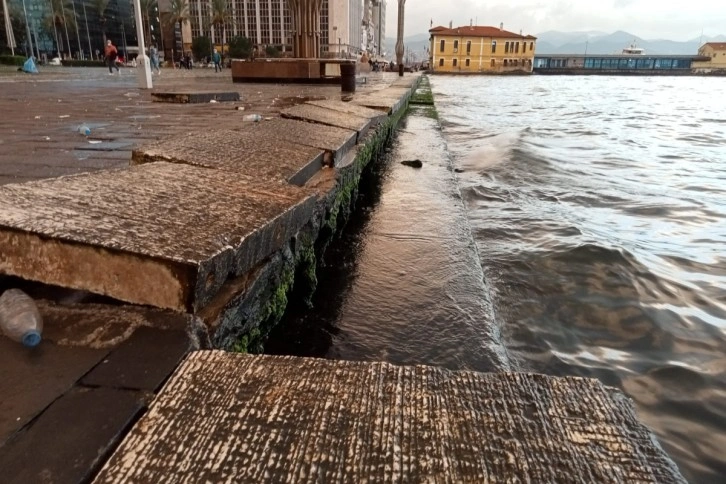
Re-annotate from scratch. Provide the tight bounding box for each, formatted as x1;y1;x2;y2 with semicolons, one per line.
429;24;536;74
692;42;726;73
4;0;136;60
182;0;375;58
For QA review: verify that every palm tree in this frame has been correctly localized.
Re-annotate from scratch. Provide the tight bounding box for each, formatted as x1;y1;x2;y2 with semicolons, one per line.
46;0;75;57
91;0;109;44
166;0;189;66
210;0;229;56
139;0;158;48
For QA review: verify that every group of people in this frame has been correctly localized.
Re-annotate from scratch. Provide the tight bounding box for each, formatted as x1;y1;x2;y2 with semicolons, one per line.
103;40;162;75
103;40;224;75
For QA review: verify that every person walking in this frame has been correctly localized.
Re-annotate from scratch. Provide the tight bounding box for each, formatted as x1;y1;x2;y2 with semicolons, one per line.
105;40;119;74
150;44;161;75
212;48;222;73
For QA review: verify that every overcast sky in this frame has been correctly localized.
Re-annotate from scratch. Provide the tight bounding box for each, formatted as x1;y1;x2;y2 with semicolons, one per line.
385;0;726;41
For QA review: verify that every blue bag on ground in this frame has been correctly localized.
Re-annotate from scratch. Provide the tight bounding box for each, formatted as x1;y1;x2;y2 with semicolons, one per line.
22;57;38;74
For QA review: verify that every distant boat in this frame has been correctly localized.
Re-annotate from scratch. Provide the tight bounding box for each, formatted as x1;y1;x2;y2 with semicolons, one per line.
622;43;645;55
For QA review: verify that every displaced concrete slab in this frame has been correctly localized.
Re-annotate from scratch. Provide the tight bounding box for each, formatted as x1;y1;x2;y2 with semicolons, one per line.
95;352;686;483
306;99;388;125
151;91;240;103
0;386;145;484
247;117;357;167
0;163;317;312
280;104;373;141
0;337;109;445
352;86;414;115
82;327;190;391
132;129;325;186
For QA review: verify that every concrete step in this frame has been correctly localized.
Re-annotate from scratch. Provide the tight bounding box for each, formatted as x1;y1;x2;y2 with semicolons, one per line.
94;351;687;483
0;162;316;312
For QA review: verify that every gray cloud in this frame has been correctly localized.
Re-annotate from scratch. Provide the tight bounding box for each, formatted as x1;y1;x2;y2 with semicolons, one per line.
385;0;726;41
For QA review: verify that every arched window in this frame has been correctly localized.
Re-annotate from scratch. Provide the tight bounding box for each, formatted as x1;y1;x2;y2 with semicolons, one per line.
504;59;508;67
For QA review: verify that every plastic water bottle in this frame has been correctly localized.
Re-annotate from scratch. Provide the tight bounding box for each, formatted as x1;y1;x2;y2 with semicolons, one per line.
78;125;91;136
0;289;43;347
242;114;262;122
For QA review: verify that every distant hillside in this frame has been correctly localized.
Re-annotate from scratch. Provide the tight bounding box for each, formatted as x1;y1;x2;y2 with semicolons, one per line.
535;30;726;55
382;30;726;60
384;34;430;60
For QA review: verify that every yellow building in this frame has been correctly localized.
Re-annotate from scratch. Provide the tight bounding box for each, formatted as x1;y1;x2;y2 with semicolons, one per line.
692;42;726;73
429;25;536;74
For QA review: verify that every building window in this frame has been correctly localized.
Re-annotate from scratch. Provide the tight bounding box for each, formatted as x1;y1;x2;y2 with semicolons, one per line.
530;42;534;51
453;58;457;67
453;40;459;52
504;59;508;66
491;40;497;53
439;58;444;66
523;42;527;53
505;42;509;53
440;39;445;52
466;41;471;54
515;42;520;53
465;58;470;66
491;59;496;67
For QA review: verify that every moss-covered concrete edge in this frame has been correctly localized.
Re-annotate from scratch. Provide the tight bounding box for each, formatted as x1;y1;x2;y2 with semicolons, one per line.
409;76;438;120
212;80;421;353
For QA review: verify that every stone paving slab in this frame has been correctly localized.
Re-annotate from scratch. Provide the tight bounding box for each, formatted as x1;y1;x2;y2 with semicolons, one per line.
280;104;373;142
248;117;357;166
94;351;686;483
306;99;388;125
82;327;190;391
0;386;145;484
0;163;317;311
151;91;241;103
132;129;325;186
0;337;109;445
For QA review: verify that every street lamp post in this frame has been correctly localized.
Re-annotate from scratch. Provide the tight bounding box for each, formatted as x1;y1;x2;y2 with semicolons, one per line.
395;0;405;76
132;0;152;88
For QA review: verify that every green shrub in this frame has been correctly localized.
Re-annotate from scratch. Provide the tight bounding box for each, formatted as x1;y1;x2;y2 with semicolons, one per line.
228;36;252;59
265;45;281;58
0;55;26;66
60;59;106;67
192;36;212;61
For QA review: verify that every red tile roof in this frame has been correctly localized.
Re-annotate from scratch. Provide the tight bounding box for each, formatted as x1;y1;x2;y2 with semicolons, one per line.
703;42;726;50
429;25;536;40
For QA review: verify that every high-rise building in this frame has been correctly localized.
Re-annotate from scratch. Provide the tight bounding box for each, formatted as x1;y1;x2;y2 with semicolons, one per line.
180;0;382;58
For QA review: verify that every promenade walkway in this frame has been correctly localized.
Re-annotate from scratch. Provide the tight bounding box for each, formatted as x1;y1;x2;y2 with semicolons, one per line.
0;67;685;483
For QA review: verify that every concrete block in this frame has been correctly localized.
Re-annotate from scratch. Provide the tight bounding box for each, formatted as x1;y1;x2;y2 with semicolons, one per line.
151;92;241;103
280;104;372;141
132;128;325;186
94;352;687;483
246;118;357;167
0;163;317;312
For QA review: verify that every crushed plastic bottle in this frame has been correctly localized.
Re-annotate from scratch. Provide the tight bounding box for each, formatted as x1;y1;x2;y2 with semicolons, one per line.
242;114;262;122
0;289;43;347
78;125;91;136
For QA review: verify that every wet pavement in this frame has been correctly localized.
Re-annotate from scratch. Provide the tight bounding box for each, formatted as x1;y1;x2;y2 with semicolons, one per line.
0;65;399;185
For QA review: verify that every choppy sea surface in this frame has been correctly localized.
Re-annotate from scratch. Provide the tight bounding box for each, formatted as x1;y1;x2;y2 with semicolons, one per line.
269;75;726;482
435;75;726;482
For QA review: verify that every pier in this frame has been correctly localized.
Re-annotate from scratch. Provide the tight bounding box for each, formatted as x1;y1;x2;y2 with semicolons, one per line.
0;67;686;482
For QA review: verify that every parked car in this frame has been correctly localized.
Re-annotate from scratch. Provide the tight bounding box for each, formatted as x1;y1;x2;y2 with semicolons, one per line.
48;57;61;66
